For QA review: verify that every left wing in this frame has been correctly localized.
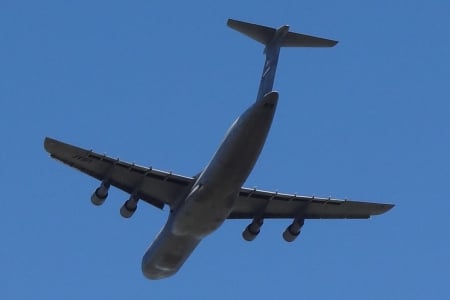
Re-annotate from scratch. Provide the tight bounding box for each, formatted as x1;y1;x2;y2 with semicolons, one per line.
229;187;394;219
44;137;195;209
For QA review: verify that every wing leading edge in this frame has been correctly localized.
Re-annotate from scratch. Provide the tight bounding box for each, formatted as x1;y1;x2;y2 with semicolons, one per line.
44;137;194;209
230;187;394;219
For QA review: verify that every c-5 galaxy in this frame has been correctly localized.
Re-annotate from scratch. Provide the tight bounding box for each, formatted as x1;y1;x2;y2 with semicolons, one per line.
44;19;394;280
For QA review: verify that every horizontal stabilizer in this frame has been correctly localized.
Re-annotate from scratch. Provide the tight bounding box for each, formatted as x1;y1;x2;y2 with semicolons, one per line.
282;31;338;47
227;19;337;47
227;19;276;45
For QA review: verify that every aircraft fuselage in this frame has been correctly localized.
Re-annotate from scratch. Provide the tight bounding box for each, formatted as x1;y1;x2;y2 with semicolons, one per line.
43;19;376;281
141;92;279;279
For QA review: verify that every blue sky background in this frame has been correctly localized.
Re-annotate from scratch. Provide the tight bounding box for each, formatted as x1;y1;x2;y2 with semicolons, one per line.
1;1;449;299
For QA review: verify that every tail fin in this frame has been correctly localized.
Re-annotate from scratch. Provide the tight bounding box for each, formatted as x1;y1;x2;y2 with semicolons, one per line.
227;19;337;101
227;19;337;47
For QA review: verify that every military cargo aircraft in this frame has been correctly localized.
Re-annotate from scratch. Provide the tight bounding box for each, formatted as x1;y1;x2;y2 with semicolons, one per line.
44;19;394;280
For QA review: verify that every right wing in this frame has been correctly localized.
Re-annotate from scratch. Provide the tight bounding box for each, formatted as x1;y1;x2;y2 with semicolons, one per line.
229;187;394;219
44;137;195;209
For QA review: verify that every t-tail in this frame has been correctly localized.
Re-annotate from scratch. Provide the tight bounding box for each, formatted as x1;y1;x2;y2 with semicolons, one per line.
227;19;338;101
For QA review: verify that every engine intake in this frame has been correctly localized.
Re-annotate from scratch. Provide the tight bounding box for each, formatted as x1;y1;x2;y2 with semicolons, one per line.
120;195;138;218
242;218;264;241
283;219;304;242
91;181;110;206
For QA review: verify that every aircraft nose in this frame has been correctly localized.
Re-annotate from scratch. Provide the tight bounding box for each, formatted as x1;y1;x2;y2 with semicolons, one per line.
141;254;174;280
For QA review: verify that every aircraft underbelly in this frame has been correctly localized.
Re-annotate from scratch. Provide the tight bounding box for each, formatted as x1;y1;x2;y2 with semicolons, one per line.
141;224;200;280
142;96;278;279
171;186;237;237
172;96;278;237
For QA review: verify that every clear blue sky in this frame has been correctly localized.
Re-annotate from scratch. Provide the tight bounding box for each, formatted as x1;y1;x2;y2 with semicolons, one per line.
1;1;449;299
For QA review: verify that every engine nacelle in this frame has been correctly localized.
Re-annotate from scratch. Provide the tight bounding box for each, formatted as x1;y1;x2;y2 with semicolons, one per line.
282;219;304;242
242;218;263;241
91;182;110;206
120;196;138;218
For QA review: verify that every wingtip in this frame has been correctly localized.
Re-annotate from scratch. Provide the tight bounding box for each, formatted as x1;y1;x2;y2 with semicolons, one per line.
227;18;237;27
378;203;395;215
44;137;60;154
321;39;338;47
43;137;52;153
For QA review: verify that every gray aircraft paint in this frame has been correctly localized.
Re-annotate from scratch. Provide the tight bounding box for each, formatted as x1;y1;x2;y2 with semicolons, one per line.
44;19;393;281
141;20;335;279
142;92;279;279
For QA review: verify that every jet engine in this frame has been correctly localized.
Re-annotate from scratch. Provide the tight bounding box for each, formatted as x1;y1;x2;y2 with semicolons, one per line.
242;218;264;241
91;182;110;206
120;195;138;218
282;219;304;242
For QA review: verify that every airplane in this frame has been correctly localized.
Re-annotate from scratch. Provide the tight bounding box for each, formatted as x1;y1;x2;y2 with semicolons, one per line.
44;19;394;280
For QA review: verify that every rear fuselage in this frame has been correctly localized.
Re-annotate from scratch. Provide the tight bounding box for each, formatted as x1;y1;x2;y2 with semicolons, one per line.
141;92;278;279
